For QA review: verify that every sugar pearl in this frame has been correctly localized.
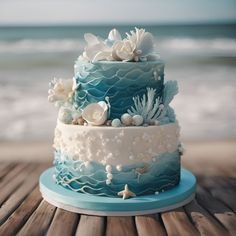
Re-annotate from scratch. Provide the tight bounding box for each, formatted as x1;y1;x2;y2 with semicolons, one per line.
106;179;111;185
105;165;112;173
116;164;123;171
107;173;113;180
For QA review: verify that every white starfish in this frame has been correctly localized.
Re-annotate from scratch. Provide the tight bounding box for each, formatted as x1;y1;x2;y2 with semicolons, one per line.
117;184;136;200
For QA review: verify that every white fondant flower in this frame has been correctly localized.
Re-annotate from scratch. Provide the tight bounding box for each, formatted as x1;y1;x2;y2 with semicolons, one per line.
107;29;122;43
48;78;73;103
126;27;155;61
80;29;122;62
82;101;108;126
112;40;135;61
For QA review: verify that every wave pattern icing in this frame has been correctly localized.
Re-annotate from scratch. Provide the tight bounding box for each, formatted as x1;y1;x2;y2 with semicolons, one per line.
54;150;180;197
74;61;164;118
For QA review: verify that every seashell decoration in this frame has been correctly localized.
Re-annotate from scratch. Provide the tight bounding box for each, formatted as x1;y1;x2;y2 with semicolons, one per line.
82;101;108;126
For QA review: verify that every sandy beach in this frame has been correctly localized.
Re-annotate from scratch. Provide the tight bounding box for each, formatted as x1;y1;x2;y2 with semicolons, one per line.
1;140;235;177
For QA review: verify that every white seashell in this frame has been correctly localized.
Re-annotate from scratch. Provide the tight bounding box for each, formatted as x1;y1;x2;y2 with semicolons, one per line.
107;173;113;180
106;179;112;185
82;101;108;126
121;113;133;126
105;165;112;173
116;165;123;171
58;107;72;124
111;118;121;127
132;115;144;126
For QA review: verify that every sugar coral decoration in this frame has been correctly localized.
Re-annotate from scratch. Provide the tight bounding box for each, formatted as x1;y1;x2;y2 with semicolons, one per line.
118;184;136;200
82;101;108;126
48;78;73;103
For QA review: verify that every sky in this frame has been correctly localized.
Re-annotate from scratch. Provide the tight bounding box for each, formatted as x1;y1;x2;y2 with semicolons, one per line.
0;0;236;25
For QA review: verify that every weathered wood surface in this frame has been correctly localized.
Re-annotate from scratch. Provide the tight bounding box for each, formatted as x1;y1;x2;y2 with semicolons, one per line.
0;162;235;236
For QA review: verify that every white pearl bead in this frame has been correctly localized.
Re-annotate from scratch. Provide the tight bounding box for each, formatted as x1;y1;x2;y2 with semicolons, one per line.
132;115;144;126
116;165;123;171
121;113;132;126
107;173;113;180
111;118;121;127
105;165;112;173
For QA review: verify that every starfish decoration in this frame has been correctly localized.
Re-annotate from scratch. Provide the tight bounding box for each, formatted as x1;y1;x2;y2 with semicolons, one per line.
117;184;136;200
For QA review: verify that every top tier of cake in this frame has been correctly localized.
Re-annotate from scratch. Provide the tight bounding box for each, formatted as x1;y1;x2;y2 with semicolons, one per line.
74;60;164;119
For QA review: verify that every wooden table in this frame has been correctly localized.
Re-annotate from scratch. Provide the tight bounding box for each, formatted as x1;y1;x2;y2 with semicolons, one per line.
0;162;235;236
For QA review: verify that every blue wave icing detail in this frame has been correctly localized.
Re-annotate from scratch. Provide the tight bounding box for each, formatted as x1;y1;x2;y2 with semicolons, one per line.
74;61;165;119
53;150;180;197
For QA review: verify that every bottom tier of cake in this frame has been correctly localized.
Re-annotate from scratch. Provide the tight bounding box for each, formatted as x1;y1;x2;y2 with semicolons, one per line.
53;121;182;198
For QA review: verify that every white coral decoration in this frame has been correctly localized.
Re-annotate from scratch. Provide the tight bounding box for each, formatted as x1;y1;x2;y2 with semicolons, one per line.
128;88;163;123
82;101;108;126
48;78;74;103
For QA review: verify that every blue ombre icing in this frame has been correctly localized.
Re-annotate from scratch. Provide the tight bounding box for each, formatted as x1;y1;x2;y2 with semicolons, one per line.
53;150;180;197
74;60;164;119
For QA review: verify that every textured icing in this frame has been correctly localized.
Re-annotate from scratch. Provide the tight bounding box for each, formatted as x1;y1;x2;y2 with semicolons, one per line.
53;120;180;166
74;60;164;119
53;150;180;197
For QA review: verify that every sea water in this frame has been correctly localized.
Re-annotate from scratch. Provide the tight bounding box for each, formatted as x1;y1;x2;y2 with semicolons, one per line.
0;24;236;141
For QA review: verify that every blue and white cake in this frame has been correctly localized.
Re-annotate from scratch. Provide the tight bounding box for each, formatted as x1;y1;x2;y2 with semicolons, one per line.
48;28;183;199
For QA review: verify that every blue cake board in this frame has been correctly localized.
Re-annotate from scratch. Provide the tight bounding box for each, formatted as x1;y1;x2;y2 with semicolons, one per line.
39;168;196;216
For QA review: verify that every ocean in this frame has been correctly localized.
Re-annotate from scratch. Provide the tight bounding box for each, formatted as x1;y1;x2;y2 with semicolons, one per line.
0;24;236;141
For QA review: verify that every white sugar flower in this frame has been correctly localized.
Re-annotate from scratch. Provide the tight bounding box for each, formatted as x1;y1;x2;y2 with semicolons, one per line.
126;27;155;61
80;29;122;62
48;78;74;103
82;101;108;126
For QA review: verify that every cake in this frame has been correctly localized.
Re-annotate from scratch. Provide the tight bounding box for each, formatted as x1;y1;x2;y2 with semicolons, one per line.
48;28;184;200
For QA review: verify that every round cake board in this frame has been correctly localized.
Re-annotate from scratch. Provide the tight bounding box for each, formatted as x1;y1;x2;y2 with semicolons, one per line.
39;168;196;216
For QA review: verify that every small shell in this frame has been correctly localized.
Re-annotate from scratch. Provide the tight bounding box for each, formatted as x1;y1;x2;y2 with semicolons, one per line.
132;115;144;126
111;118;121;127
121;113;133;126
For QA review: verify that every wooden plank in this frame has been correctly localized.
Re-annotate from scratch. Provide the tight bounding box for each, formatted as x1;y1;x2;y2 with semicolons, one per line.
0;165;45;225
0;164;36;206
75;215;105;236
106;216;137;236
199;176;236;212
196;186;236;236
0;187;42;235
17;200;56;236
47;209;79;236
135;214;166;236
161;207;200;236
185;199;230;236
0;163;16;180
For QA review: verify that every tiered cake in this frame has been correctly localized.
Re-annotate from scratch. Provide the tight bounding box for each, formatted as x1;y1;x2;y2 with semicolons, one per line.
48;28;184;200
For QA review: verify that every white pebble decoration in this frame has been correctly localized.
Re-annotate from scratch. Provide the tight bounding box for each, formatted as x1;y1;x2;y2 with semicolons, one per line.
58;107;72;124
111;118;121;127
116;164;123;171
121;113;133;126
106;179;111;185
132;115;144;126
107;173;113;180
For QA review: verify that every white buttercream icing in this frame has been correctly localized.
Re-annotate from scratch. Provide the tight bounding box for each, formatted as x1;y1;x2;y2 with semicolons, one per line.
53;120;180;166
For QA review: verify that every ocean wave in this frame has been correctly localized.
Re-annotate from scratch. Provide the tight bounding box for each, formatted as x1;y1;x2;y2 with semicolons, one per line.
0;37;235;55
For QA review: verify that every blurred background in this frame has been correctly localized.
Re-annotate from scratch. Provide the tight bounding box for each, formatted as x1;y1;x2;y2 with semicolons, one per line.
0;0;235;169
